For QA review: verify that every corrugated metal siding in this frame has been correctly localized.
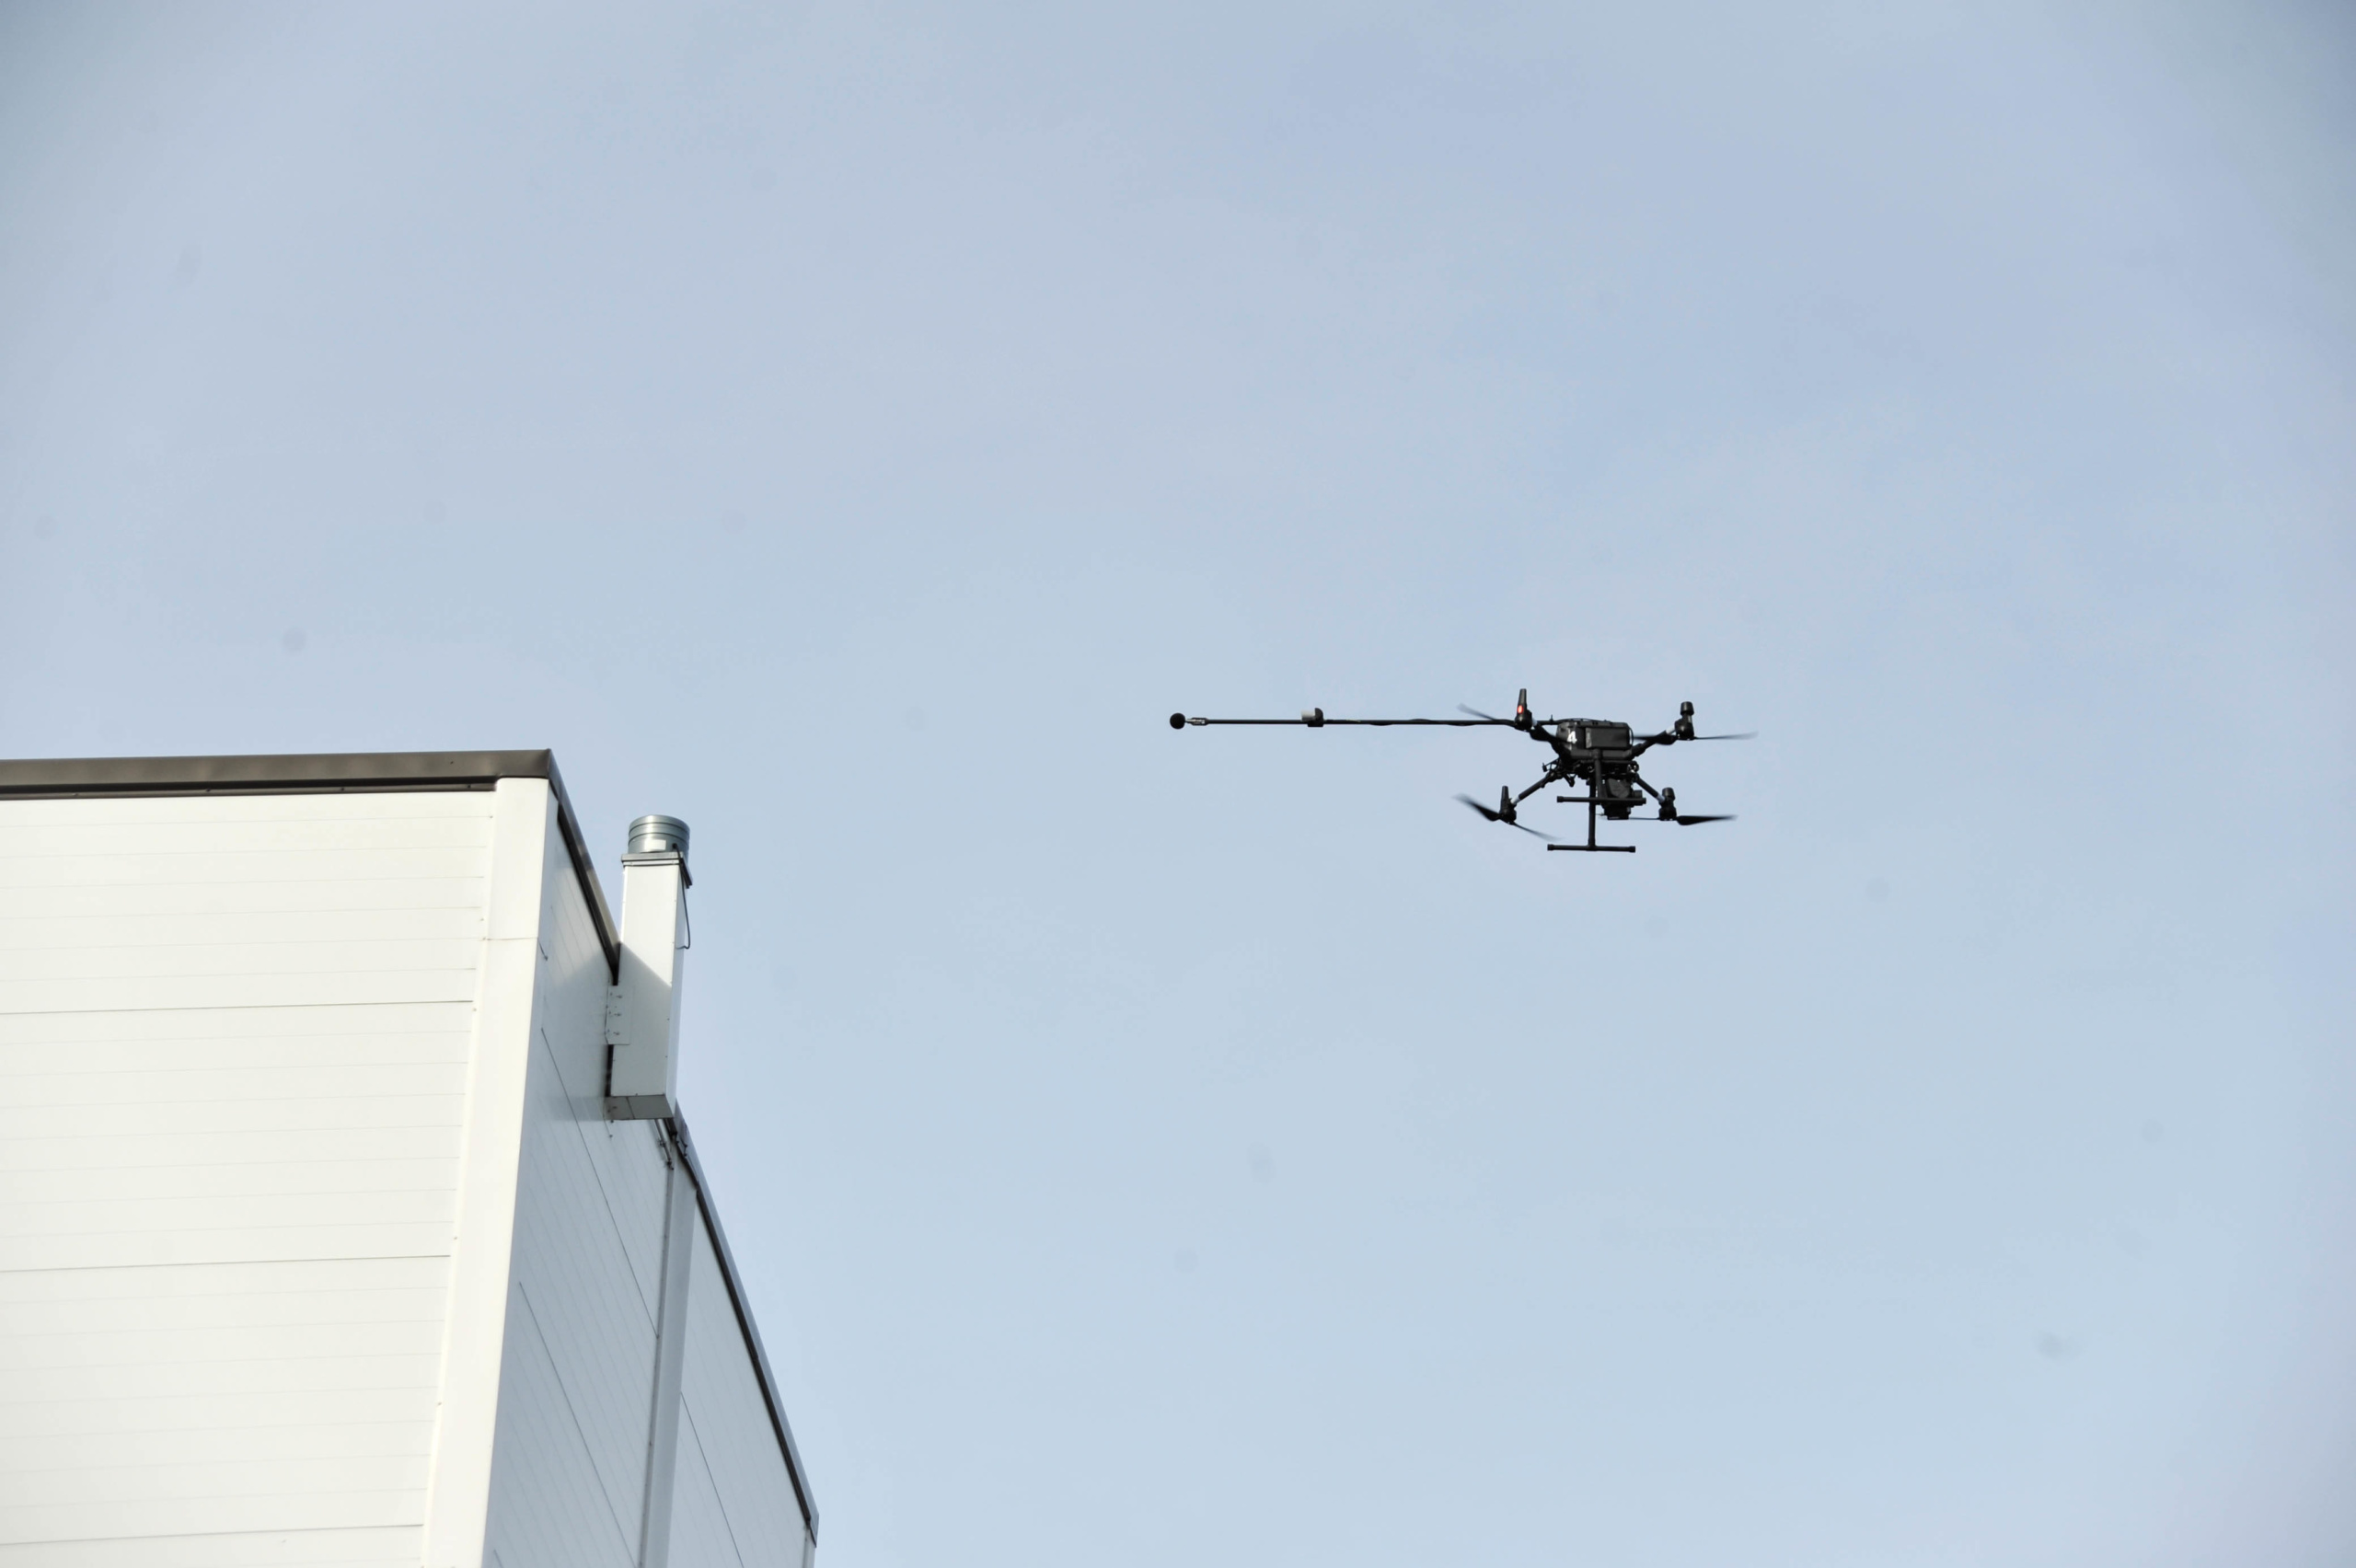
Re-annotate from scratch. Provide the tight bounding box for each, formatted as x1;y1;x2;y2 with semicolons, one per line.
0;791;493;1562
480;811;671;1568
671;1215;810;1568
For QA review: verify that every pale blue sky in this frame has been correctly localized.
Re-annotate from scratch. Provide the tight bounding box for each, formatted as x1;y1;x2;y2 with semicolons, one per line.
3;5;2352;1563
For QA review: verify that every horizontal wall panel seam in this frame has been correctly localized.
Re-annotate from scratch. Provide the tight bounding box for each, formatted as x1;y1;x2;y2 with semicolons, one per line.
6;1083;467;1105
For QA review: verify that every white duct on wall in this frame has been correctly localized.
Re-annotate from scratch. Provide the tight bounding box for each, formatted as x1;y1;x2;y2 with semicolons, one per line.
607;814;689;1120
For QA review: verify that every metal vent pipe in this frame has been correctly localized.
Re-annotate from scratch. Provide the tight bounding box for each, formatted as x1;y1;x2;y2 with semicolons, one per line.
629;814;689;859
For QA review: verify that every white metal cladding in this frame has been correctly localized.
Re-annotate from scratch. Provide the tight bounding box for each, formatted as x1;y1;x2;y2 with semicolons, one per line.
671;1213;812;1568
0;790;497;1563
0;758;815;1568
418;779;558;1565
480;805;671;1567
479;801;815;1568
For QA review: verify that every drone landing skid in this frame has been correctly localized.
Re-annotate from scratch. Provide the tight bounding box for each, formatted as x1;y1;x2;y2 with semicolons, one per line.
1546;789;1646;855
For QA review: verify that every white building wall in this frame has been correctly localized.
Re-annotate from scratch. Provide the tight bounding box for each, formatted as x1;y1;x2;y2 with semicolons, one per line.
671;1216;814;1568
479;806;817;1568
479;806;671;1568
0;790;498;1565
0;763;816;1568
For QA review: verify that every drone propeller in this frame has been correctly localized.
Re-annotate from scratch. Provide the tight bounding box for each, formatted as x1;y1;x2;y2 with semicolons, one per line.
1666;702;1755;744
1454;793;1557;840
1457;687;1541;729
1651;788;1734;825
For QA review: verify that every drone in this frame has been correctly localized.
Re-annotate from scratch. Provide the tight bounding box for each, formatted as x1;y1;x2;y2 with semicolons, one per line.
1169;690;1753;853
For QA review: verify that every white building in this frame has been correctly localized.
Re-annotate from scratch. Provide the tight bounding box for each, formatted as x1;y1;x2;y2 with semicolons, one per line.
0;751;818;1568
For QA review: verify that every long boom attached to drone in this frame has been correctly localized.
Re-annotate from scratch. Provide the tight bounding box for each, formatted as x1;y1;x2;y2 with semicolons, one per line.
1169;689;1752;853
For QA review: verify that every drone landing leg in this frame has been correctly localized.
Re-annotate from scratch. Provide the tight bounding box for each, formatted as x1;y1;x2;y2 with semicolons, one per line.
1543;782;1636;852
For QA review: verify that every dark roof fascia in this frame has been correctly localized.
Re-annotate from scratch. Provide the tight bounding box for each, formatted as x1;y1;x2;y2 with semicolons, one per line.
536;755;619;978
0;749;619;976
668;1113;820;1540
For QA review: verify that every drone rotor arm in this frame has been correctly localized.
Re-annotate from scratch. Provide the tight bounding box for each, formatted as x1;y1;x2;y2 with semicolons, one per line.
1172;714;1514;728
1511;771;1561;806
1454;791;1560;841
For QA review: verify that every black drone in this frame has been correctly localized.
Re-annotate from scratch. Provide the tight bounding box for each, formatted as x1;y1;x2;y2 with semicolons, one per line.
1169;690;1752;853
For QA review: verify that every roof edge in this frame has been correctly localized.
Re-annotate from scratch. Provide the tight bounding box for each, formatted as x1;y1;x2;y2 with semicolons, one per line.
0;749;619;976
669;1113;821;1539
0;749;554;794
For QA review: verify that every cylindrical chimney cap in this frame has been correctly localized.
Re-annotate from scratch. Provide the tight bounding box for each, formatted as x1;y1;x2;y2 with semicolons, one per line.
628;814;690;859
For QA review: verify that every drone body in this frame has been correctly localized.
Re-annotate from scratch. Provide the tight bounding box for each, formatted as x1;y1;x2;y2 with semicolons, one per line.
1169;690;1751;853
